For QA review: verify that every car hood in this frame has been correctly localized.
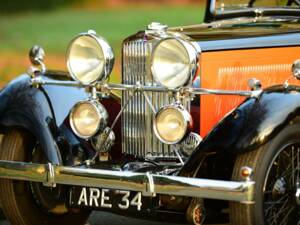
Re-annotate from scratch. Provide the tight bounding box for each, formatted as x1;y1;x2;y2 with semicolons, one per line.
169;17;300;51
170;17;300;40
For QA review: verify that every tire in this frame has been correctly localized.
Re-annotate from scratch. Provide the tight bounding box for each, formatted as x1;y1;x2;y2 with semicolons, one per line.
230;124;300;225
0;129;90;225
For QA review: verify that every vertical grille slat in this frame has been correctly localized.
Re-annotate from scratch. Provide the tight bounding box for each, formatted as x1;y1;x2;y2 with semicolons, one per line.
122;39;172;157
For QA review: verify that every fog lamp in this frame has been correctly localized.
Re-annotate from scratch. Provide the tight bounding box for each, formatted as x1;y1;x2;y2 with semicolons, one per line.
153;104;192;144
70;100;108;139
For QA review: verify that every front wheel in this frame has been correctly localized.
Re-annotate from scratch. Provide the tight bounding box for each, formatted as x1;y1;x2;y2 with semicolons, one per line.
0;129;90;225
230;125;300;225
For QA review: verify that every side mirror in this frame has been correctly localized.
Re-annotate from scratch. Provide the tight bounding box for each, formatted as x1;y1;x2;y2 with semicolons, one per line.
292;59;300;80
29;45;45;66
248;78;262;91
28;45;46;74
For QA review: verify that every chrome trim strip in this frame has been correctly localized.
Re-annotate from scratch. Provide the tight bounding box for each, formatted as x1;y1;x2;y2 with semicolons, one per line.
0;160;254;203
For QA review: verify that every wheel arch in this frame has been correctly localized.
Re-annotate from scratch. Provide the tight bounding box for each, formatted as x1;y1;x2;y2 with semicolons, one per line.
0;73;89;165
181;85;300;177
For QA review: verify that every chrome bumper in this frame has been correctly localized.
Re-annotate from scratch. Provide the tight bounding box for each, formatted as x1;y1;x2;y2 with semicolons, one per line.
0;160;255;204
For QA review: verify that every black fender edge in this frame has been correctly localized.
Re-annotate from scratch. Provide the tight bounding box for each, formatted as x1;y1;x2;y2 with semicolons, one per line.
180;85;300;177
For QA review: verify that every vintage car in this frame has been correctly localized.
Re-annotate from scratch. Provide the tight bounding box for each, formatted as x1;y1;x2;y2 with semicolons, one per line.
0;0;299;225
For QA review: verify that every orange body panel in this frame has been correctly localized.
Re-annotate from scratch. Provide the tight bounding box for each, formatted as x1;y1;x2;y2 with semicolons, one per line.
200;46;300;137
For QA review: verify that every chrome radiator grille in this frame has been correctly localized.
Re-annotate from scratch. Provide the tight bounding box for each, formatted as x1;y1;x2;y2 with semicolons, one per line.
122;39;174;157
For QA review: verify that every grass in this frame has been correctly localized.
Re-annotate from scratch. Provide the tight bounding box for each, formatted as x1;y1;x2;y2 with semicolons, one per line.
0;5;204;53
0;5;205;85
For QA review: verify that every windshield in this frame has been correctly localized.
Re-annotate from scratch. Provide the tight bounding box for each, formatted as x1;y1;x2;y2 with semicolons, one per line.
215;0;300;11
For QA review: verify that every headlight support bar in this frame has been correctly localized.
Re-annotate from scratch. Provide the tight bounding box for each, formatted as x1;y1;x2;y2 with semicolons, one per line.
90;89;137;162
31;77;262;98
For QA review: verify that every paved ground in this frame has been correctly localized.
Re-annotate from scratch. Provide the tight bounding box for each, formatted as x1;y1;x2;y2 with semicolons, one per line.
88;212;183;225
0;212;182;225
0;211;227;225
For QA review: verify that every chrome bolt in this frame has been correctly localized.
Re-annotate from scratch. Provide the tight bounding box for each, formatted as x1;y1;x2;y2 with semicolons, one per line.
240;166;253;181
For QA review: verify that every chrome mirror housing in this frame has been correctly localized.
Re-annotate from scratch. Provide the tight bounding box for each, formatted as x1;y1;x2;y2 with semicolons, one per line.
29;45;45;66
292;59;300;80
29;45;46;74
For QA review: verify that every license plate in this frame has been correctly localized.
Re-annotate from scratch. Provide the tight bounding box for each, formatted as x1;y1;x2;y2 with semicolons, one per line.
69;186;156;212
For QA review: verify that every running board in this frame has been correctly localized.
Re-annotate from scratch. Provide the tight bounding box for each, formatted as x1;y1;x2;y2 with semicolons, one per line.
0;160;255;204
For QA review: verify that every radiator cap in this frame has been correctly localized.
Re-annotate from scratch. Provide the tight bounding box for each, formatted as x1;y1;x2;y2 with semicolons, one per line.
147;22;168;31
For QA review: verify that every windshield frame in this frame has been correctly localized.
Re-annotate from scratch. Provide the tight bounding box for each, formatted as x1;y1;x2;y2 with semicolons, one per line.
204;0;300;22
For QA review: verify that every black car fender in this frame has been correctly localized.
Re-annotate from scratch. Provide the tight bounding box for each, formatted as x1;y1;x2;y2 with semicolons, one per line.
0;73;89;165
180;85;300;176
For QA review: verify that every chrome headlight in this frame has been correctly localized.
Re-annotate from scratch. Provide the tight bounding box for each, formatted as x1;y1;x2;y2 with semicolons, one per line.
153;104;192;144
70;101;108;139
66;31;114;84
151;38;198;89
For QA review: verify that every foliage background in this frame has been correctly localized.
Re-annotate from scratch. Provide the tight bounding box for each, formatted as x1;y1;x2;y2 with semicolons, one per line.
0;0;204;87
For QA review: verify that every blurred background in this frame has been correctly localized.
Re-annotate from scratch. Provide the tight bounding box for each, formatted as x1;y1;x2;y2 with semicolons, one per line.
0;0;205;87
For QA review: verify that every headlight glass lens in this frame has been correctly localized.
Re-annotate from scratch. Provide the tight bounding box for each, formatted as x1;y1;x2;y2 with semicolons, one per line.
67;33;114;84
70;101;108;139
154;105;191;144
151;38;197;88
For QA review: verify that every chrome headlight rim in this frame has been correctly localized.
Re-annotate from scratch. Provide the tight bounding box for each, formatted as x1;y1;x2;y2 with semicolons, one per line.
153;104;192;145
151;37;199;89
66;31;115;85
69;100;108;139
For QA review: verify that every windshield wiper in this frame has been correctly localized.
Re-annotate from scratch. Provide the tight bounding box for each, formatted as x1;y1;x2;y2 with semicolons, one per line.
287;0;300;6
250;0;300;8
248;0;256;7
